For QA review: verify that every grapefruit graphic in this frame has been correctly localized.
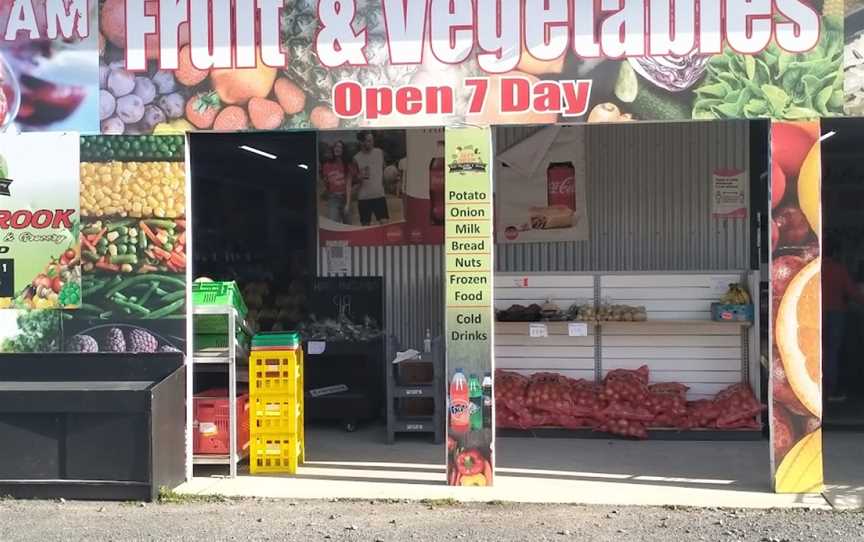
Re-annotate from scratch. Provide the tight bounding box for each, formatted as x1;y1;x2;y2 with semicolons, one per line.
775;258;821;418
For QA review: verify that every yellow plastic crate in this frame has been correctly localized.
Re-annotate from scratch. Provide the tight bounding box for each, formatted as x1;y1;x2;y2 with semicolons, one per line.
248;348;304;474
251;396;303;434
250;350;303;395
249;433;304;474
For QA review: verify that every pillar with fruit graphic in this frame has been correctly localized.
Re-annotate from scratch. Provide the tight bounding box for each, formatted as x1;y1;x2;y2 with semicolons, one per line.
445;127;494;487
770;121;823;494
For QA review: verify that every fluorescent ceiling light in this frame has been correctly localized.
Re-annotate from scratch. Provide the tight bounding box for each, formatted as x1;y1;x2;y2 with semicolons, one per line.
239;145;277;159
298;163;309;170
819;131;836;142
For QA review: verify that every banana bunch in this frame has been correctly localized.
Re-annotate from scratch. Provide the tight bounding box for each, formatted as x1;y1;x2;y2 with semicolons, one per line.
721;283;751;305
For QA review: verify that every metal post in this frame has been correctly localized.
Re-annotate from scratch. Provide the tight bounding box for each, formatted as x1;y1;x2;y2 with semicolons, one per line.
228;308;238;478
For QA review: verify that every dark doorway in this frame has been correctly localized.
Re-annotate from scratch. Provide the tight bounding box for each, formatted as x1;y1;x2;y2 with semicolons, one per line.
820;118;864;428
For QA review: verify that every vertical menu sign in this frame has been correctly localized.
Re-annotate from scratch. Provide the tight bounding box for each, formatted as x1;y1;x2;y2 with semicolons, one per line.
445;127;494;488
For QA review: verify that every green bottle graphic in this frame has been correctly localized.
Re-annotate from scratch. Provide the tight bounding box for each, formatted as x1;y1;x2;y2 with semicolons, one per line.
469;374;483;431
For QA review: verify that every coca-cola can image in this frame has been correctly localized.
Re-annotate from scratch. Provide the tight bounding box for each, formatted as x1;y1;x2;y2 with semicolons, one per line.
547;162;576;211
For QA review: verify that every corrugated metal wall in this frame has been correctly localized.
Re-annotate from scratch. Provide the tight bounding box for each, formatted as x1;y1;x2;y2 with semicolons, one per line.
495;120;751;272
319;121;750;352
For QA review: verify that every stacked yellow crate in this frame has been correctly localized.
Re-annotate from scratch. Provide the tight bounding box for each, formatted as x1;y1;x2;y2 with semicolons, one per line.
248;335;304;474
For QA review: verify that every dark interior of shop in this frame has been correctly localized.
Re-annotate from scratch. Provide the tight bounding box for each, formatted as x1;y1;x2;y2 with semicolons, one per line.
821;119;864;427
189;131;399;438
189;132;317;397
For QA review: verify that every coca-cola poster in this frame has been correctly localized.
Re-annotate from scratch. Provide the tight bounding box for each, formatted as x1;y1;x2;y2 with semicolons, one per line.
496;126;589;244
317;128;445;246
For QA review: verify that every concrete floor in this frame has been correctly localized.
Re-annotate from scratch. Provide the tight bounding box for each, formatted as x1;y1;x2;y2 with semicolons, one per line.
823;431;864;509
180;424;861;509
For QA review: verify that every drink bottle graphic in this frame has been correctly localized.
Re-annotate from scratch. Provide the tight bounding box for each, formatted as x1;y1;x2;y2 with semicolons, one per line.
469;374;483;431
429;141;445;225
449;369;469;434
481;373;492;429
547;161;576;211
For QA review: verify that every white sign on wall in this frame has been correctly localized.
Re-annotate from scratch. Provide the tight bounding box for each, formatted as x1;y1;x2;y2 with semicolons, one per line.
711;169;747;219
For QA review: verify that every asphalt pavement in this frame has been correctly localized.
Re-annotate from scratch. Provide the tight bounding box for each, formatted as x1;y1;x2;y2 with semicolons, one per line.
0;498;862;541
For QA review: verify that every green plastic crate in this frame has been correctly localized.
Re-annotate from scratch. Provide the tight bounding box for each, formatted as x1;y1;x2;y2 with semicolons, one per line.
194;331;251;351
192;281;248;317
252;332;300;349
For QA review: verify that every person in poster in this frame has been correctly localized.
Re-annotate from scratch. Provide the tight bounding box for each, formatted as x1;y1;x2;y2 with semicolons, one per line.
320;140;353;225
353;131;390;226
318;129;446;246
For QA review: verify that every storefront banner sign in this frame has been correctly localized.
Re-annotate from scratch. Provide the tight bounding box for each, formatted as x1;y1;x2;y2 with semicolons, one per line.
769;121;823;494
92;1;844;134
0;132;81;310
496;126;589;244
318;128;444;246
711;168;747;219
0;0;100;134
445;126;493;487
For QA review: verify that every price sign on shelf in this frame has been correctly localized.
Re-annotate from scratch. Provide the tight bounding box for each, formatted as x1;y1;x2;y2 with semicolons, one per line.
568;323;588;337
529;323;548;338
710;276;730;297
511;277;529;287
308;341;327;355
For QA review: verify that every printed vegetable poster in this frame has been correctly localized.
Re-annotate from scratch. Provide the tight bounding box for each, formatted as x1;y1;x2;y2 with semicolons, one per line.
63;134;186;354
0;0;100;134
0;132;80;310
496;126;589;244
711;168;747;219
445;126;494;487
318;128;444;246
769;121;823;494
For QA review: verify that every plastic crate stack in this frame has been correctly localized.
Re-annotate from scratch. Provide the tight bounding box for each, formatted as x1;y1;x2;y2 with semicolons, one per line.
192;281;251;349
249;332;305;474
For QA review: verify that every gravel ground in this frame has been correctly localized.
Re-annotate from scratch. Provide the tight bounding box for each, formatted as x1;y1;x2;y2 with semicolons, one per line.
0;498;862;541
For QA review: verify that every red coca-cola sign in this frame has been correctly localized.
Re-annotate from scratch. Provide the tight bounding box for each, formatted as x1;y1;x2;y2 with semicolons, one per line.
547;162;576;211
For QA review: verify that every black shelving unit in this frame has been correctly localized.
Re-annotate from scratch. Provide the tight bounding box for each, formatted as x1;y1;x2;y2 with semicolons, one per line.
302;276;386;432
304;338;385;431
386;337;445;444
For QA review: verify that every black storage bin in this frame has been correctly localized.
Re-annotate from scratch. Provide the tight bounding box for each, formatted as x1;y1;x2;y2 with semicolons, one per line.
0;353;185;501
304;338;385;431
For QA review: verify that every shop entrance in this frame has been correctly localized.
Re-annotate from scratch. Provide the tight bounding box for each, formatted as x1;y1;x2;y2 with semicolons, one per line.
188;129;447;481
820;119;864;424
817;118;864;506
491;121;775;493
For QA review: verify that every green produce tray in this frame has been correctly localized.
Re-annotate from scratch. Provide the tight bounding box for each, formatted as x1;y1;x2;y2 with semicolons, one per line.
192;281;248;318
251;332;300;349
194;331;250;351
193;313;251;336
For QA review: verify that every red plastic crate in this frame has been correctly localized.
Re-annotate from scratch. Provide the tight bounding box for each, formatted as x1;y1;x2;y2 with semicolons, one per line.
193;389;250;455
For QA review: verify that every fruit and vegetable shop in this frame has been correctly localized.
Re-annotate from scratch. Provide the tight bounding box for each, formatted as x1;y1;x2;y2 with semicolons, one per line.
0;0;861;501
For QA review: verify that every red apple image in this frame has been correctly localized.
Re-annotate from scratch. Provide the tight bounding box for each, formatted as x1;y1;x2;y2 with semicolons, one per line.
771;161;786;209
